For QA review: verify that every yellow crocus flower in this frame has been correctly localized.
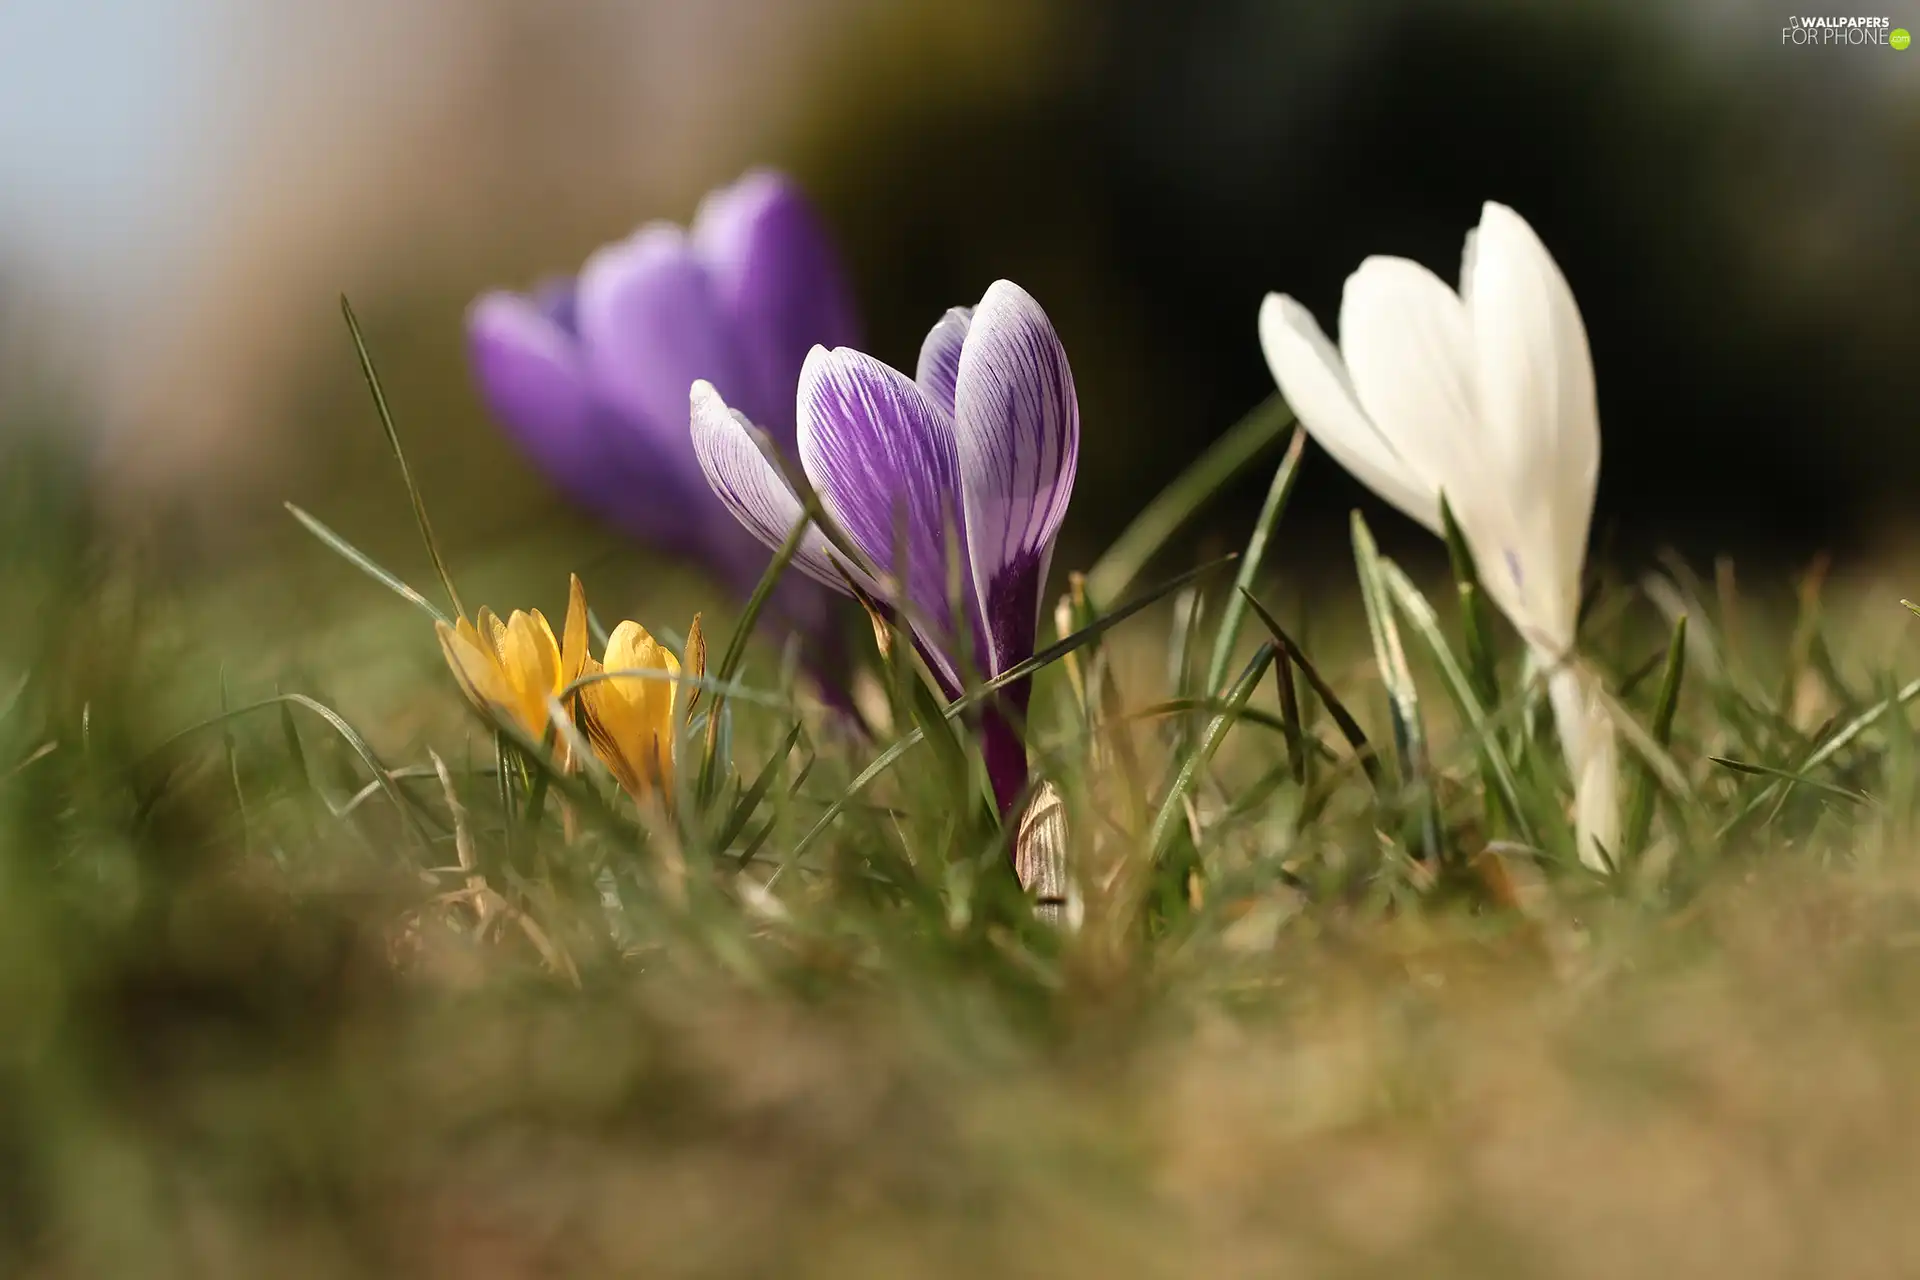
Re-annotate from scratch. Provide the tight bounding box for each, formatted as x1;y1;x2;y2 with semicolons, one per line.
436;575;590;744
581;615;704;803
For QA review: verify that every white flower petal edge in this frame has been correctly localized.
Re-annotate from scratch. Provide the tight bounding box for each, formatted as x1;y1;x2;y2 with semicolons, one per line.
1258;293;1437;530
1466;202;1599;651
1336;256;1494;539
688;380;861;594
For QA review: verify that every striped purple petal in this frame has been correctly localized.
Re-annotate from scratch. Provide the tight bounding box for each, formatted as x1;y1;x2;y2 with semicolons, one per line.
951;280;1079;679
795;347;972;690
914;306;973;417
689;380;857;595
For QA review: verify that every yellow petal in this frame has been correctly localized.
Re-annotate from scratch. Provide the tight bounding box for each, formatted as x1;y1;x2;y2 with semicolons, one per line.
437;618;513;716
591;621;683;801
477;607;508;663
561;574;590;687
582;695;645;799
454;615;486;652
580;642;641;796
682;613;706;721
523;608;565;694
654;647;682;794
601;620;660;680
501;610;563;740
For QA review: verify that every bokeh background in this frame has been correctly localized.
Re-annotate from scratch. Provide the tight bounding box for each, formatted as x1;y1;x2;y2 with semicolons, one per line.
4;11;1920;1271
2;0;1915;607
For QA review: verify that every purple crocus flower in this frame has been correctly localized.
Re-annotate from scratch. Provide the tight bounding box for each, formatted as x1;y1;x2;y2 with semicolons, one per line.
689;280;1079;813
465;170;859;675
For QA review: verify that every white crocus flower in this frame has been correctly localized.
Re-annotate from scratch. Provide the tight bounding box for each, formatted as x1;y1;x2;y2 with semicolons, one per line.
1259;201;1617;870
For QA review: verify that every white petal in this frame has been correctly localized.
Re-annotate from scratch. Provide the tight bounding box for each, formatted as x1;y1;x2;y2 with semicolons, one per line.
1468;203;1599;647
1548;663;1619;872
1257;293;1438;532
1336;258;1507;546
688;381;858;594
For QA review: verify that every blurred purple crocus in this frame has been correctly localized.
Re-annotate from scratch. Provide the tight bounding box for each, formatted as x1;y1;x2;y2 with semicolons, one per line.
466;170;859;678
690;280;1079;814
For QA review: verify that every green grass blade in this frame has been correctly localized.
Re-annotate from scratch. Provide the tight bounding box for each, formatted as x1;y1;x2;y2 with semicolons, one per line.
1085;394;1293;604
986;555;1236;700
1593;680;1692;813
277;692;313;798
340;295;464;620
699;510;813;800
1439;494;1500;722
1709;756;1874;809
1276;645;1308;788
1167;585;1207;759
1719;673;1920;837
1239;588;1382;791
1621;615;1687;863
1352;513;1439;863
0;672;30;733
722;722;805;862
495;709;637;843
1439;496;1506;836
1117;698;1302;741
1147;642;1276;864
777;555;1238;874
852;568;979;811
285;502;449;626
1169;586;1205;700
219;669;251;856
713;511;814;690
1203;427;1306;697
1378;560;1536;848
146;692;434;854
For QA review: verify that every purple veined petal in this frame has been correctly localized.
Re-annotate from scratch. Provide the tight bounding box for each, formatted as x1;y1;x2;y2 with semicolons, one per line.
576;223;763;484
795;346;973;690
950;280;1079;679
468;292;660;536
692;170;861;448
915;305;973;418
690;380;860;596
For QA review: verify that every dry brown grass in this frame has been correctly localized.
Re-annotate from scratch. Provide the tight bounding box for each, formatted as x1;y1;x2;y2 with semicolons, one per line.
22;859;1920;1278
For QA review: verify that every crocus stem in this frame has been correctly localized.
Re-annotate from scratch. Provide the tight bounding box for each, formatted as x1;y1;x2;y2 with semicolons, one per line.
981;708;1029;819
